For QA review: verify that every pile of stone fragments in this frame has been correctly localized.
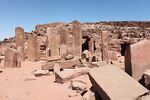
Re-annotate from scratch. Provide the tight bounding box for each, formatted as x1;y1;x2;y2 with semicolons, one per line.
1;20;150;100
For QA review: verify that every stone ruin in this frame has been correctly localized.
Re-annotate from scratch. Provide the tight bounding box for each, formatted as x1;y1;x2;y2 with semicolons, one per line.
1;21;150;99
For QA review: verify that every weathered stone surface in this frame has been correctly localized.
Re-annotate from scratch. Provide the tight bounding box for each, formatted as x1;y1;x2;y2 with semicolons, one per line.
4;48;18;68
46;56;61;62
59;29;68;45
49;33;59;57
70;80;87;92
41;61;56;70
15;27;25;61
57;59;81;69
101;31;109;62
125;39;150;81
33;70;49;77
65;55;74;60
107;51;118;64
53;63;61;73
60;44;67;58
89;65;148;100
55;69;88;84
27;33;38;62
66;35;74;55
72;20;82;57
89;38;94;55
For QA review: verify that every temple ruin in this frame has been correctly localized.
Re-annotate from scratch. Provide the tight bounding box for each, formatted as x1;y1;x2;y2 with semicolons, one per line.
1;21;150;99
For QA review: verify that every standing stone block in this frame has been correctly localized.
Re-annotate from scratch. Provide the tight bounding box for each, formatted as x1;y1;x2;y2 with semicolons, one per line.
72;20;82;57
125;39;150;81
4;48;18;68
67;35;75;55
101;31;109;62
59;29;68;57
89;38;94;55
49;34;59;57
89;65;149;100
15;27;25;61
60;44;67;58
59;29;68;45
27;33;38;62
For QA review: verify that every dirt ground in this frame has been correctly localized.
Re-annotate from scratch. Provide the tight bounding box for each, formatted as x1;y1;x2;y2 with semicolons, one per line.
0;61;91;100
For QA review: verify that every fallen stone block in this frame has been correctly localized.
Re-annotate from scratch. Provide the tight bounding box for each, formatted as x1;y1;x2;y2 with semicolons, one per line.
55;69;88;84
41;61;56;70
65;55;74;60
57;59;81;69
42;59;81;70
70;80;87;93
89;65;149;100
46;56;61;62
33;69;49;77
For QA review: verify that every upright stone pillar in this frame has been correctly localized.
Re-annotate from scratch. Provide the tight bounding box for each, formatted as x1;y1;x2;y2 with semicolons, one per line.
27;33;38;62
89;38;94;55
101;31;109;62
15;27;25;61
49;34;59;57
4;48;18;68
59;29;68;57
72;20;82;57
60;29;68;45
66;35;75;55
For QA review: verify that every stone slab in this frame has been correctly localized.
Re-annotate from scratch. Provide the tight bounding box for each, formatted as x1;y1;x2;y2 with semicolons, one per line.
89;65;149;100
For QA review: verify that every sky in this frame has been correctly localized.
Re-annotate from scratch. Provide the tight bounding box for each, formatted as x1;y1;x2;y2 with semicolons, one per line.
0;0;150;41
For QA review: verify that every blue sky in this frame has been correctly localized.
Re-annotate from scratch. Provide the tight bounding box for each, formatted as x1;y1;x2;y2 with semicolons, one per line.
0;0;150;40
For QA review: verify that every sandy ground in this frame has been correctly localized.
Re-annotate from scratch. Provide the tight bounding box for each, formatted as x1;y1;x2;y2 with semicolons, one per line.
0;61;91;100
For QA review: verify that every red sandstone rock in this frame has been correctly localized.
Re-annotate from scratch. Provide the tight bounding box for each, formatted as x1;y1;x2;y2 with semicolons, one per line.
125;39;150;81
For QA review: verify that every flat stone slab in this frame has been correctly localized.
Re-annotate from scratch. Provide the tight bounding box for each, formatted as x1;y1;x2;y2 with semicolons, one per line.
89;65;149;100
55;68;89;84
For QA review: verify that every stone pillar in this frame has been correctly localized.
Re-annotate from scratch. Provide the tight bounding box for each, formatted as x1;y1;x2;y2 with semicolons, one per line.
59;29;68;57
72;20;82;57
49;33;59;57
4;48;18;68
15;27;25;61
27;33;38;62
101;31;109;62
66;35;74;55
60;29;68;45
36;40;41;60
60;44;67;58
89;38;94;55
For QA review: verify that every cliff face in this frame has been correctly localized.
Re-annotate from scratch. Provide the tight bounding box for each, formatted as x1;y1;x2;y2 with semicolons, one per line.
1;21;150;56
